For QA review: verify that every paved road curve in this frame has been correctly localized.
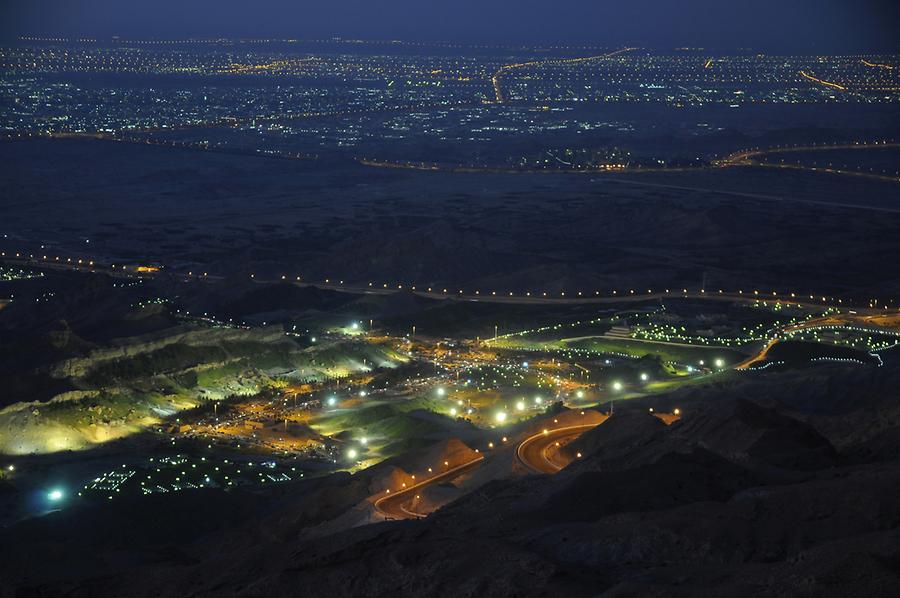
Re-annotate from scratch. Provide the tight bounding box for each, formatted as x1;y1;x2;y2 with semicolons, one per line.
373;455;485;520
516;423;602;474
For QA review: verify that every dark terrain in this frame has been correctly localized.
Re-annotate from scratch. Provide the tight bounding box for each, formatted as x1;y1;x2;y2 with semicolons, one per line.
2;359;900;597
3;138;900;298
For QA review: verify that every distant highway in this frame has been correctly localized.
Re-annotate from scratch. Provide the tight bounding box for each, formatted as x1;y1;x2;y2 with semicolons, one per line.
1;253;890;315
490;48;634;103
716;141;900;184
373;454;484;520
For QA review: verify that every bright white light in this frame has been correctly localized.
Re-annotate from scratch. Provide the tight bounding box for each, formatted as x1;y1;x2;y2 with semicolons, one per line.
640;373;649;381
347;449;358;460
534;396;542;404
327;396;337;406
576;390;584;399
310;337;316;343
516;401;526;411
436;387;446;397
449;408;457;416
47;489;64;501
359;390;367;397
686;366;694;373
699;360;705;366
714;359;725;368
495;411;507;423
522;361;529;368
360;437;368;445
612;381;623;391
351;322;359;330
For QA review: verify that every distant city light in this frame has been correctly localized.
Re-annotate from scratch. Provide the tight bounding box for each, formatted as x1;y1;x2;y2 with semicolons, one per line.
47;489;64;502
495;411;507;423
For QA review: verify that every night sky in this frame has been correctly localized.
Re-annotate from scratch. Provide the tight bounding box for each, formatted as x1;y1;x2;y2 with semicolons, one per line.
2;0;899;51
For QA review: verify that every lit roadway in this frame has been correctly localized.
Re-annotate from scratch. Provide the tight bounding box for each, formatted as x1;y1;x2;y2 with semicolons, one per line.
0;253;892;315
735;337;780;370
715;141;900;185
516;423;602;474
490;48;634;104
373;454;484;520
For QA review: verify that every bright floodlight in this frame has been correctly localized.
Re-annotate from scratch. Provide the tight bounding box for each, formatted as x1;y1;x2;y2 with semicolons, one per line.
351;322;359;330
715;358;725;368
640;373;649;382
612;381;623;391
359;390;367;397
576;390;584;399
522;361;529;368
347;449;358;460
449;407;458;416
327;396;337;406
360;437;368;445
436;387;445;396
495;412;507;423
516;401;526;411
47;489;64;501
534;396;542;404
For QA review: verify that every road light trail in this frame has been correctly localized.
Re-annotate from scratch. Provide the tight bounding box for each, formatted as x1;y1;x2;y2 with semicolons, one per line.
490;47;634;104
861;59;894;70
1;254;887;313
360;140;899;184
373;454;484;520
717;141;900;184
735;337;780;370
798;71;847;92
517;423;602;474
